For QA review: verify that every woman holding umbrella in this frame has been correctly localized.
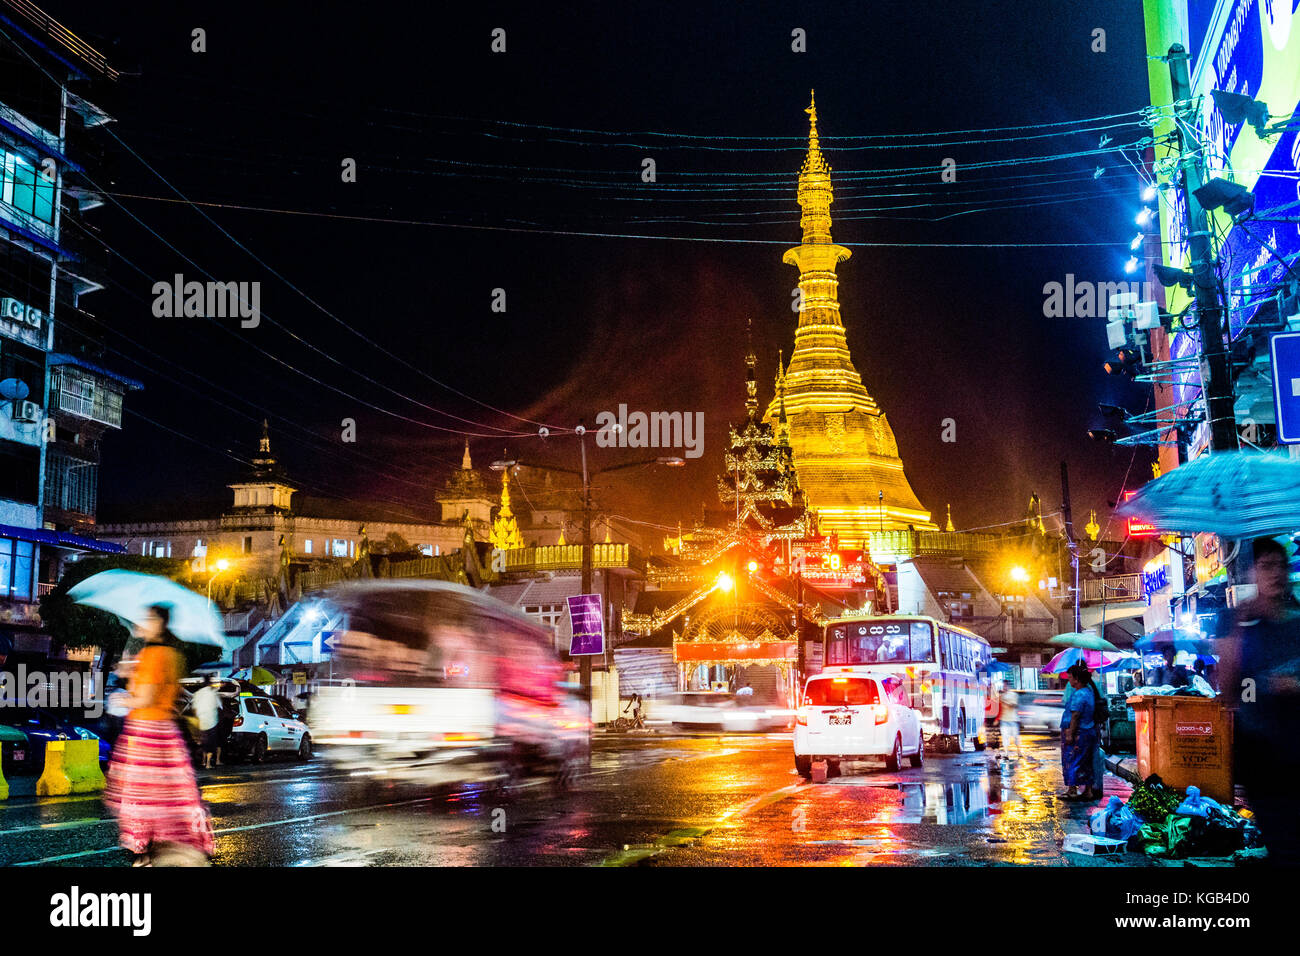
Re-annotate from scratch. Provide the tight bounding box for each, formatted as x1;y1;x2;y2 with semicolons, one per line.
103;604;213;866
1060;662;1101;800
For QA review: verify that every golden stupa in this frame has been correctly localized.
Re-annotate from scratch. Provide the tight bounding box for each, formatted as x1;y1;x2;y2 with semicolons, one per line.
763;92;935;536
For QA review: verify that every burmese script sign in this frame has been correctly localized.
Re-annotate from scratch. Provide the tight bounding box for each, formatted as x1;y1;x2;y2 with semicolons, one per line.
567;594;604;656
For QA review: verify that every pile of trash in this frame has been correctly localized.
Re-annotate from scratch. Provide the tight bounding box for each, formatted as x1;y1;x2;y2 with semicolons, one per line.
1088;775;1261;860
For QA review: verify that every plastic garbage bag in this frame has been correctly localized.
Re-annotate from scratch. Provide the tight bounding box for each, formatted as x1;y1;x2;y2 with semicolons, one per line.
1091;795;1143;840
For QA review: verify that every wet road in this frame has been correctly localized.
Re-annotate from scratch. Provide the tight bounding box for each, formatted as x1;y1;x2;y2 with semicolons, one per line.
0;733;1139;866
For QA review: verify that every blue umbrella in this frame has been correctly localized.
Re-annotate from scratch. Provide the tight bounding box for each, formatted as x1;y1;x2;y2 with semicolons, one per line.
1098;655;1142;673
1115;450;1300;537
69;570;227;647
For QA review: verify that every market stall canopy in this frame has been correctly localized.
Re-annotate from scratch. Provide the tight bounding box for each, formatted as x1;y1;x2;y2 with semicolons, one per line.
1115;451;1300;538
1135;634;1216;656
68;570;227;647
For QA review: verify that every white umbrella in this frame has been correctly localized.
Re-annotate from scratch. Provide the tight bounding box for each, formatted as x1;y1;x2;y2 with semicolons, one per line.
1115;450;1300;538
68;569;227;646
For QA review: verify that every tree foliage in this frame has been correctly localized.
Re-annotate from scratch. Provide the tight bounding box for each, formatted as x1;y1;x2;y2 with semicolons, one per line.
39;555;198;668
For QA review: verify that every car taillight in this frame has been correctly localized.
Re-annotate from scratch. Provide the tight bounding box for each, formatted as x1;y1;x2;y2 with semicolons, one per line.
795;710;807;726
232;715;243;727
874;704;889;725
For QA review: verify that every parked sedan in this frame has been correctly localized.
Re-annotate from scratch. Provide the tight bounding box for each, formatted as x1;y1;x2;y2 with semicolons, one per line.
1;709;110;771
0;723;34;776
223;693;312;762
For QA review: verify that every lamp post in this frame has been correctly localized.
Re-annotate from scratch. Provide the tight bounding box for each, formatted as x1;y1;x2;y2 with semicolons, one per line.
492;435;684;695
207;558;230;603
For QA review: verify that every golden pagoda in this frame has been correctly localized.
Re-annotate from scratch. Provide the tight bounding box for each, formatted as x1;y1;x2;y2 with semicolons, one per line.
763;92;935;535
489;470;523;550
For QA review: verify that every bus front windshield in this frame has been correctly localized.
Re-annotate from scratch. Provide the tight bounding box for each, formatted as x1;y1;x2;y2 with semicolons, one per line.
825;620;934;665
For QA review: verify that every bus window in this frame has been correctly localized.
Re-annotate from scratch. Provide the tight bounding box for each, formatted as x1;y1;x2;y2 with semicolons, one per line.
908;621;935;662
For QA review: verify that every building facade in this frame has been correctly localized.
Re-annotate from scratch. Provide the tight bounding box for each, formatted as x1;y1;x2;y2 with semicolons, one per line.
0;3;126;630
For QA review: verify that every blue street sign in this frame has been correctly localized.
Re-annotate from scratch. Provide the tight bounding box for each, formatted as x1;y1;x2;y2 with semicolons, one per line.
567;594;604;656
1271;331;1300;444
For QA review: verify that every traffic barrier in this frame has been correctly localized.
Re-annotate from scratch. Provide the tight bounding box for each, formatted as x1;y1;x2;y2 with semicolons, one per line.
36;739;106;796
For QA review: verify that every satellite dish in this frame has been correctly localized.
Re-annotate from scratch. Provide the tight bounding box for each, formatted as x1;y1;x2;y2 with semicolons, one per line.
0;378;29;402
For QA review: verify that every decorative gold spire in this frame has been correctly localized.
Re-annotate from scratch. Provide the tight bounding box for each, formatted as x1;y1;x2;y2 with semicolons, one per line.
1085;509;1100;541
802;90;830;178
259;419;271;455
557;528;567;546
744;317;758;422
763;96;934;535
945;504;955;533
461;440;472;470
489;470;523;550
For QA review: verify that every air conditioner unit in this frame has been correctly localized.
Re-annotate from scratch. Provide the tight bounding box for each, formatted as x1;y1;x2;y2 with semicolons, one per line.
24;305;43;328
0;297;26;322
1106;319;1129;350
12;400;39;423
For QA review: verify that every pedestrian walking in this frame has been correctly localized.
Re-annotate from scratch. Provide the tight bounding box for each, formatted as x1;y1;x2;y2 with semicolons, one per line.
192;676;223;769
1218;536;1300;864
1059;662;1100;801
103;604;214;866
998;685;1022;757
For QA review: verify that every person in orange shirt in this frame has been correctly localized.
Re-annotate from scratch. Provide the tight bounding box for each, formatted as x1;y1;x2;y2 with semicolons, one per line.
103;604;213;866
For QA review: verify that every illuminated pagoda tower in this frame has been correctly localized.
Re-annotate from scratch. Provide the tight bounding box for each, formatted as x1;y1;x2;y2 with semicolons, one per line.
717;322;804;529
763;92;935;535
490;469;524;551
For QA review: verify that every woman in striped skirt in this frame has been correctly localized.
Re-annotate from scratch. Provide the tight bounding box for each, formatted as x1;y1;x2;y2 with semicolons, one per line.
104;604;213;866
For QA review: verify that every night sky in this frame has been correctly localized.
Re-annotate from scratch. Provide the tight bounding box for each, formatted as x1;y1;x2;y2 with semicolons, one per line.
46;1;1155;539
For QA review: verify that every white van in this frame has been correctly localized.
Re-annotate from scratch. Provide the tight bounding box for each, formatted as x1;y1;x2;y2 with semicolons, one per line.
793;670;924;778
309;581;589;788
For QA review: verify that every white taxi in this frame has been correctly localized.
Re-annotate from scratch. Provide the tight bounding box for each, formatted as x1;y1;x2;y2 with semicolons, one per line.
794;670;924;778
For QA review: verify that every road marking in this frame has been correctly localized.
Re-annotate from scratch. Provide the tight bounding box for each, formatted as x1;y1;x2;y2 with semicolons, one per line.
0;816;113;836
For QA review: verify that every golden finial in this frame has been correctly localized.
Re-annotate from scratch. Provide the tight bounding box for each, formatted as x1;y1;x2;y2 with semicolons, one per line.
1085;509;1100;541
557;528;567;546
944;504;955;533
802;90;830;176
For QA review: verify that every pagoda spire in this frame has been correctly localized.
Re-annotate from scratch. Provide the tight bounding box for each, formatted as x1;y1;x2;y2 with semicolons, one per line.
744;318;758;422
461;440;472;470
945;504;955;533
762;95;934;535
259;419;272;455
489;470;523;550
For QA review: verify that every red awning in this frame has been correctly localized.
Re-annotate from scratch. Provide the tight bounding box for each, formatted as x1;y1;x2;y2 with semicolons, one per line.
673;641;797;663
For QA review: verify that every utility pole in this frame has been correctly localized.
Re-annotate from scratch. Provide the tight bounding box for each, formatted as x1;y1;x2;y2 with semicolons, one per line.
578;430;593;697
1060;460;1081;633
1168;44;1240;456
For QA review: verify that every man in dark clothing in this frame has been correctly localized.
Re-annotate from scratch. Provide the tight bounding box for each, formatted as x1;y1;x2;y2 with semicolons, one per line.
1219;536;1300;865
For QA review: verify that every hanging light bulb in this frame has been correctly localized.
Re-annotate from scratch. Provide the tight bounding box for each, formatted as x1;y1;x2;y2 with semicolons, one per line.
1136;207;1154;226
1131;233;1144;250
1125;256;1140;273
1142;183;1158;201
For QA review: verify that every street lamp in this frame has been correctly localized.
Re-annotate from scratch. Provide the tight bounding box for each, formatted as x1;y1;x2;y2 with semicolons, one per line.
490;440;685;695
207;558;230;602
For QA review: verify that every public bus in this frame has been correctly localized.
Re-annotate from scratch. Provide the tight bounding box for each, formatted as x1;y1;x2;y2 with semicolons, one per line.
820;615;991;751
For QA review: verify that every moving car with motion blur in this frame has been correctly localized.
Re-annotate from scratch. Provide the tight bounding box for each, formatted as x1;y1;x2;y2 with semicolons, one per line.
653;692;793;732
1018;690;1065;735
308;581;590;789
794;670;924;779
